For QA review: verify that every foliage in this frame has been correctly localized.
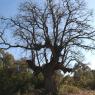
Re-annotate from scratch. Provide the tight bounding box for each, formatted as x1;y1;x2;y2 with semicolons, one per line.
59;84;80;95
0;49;14;69
0;61;95;95
32;73;44;89
0;0;95;73
0;69;33;95
73;63;95;89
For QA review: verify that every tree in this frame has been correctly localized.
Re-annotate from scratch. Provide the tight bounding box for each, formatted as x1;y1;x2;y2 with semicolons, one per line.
0;49;14;69
0;0;95;94
73;61;95;89
0;49;5;69
73;61;92;81
3;52;14;67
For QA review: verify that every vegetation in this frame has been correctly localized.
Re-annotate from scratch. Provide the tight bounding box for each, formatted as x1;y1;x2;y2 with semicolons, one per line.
0;50;94;95
59;85;80;95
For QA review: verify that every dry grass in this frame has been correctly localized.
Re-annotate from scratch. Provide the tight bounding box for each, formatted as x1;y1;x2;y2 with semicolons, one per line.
67;90;95;95
59;85;80;95
16;90;95;95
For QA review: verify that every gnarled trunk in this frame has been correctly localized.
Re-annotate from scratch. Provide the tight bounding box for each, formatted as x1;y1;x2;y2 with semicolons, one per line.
26;60;72;94
44;75;57;95
42;63;58;95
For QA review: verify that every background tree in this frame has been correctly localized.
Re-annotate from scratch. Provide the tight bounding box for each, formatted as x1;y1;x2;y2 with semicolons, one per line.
0;49;5;69
3;52;14;68
0;0;95;94
73;61;94;88
0;49;14;69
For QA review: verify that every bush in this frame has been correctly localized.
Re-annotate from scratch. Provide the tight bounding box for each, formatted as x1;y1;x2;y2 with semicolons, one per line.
84;79;95;90
73;78;95;90
59;84;80;95
0;69;33;95
32;73;44;89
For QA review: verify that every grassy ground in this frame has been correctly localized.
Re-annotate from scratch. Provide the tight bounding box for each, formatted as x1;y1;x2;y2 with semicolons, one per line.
67;90;95;95
16;90;95;95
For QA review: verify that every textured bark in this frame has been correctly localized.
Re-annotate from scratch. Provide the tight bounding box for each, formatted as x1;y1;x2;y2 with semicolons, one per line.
42;63;58;95
44;75;57;95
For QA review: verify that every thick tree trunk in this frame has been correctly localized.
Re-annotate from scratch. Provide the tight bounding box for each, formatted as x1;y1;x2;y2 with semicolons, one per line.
27;59;72;94
42;63;58;95
44;75;57;95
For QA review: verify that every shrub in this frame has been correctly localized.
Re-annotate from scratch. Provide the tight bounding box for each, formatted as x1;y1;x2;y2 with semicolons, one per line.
0;69;33;95
59;84;80;95
85;79;95;90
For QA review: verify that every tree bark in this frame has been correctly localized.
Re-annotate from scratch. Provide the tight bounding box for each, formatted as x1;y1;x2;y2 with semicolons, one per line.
42;63;58;95
44;75;57;95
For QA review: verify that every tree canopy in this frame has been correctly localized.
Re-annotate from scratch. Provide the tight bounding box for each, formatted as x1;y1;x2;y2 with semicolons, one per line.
0;0;95;67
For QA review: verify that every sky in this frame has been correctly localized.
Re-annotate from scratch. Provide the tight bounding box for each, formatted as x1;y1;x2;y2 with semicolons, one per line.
0;0;95;69
0;0;23;17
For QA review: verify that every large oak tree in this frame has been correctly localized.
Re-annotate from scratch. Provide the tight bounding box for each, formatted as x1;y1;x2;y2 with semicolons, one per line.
0;0;95;94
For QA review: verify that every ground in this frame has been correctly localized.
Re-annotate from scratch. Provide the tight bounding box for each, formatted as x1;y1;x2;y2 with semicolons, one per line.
68;90;95;95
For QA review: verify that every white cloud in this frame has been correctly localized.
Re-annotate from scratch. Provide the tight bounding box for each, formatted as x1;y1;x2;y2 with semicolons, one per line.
88;61;95;70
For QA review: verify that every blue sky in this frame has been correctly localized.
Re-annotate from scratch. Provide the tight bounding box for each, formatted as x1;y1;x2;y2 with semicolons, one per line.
0;0;24;17
0;0;95;69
